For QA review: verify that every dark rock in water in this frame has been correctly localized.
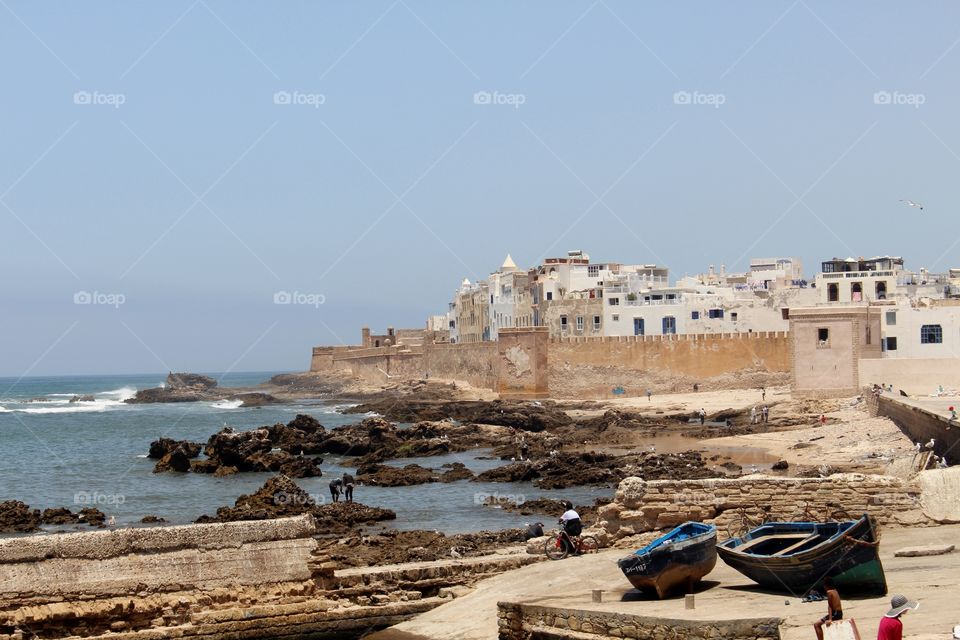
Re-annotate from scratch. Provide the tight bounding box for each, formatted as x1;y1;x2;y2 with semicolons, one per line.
213;465;239;477
287;413;324;433
78;507;106;527
475;461;542;484
439;462;474;482
196;475;395;533
229;392;278;407
0;501;42;533
357;463;438;487
344;399;573;432
772;460;790;470
167;372;218;390
140;515;167;523
190;459;220;473
202;426;323;477
41;507;80;525
148;438;202;459
69;394;96;403
153;447;193;473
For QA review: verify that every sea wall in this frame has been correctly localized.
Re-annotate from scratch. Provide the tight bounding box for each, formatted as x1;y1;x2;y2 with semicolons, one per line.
497;602;781;640
598;474;931;541
0;515;541;639
871;393;960;465
547;332;791;398
0;516;318;604
423;341;498;390
311;331;789;398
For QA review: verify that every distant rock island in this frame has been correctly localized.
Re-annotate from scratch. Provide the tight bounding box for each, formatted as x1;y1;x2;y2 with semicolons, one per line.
125;372;278;406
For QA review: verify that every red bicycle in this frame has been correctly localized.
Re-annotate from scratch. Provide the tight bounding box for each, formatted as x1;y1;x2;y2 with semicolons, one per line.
544;527;600;560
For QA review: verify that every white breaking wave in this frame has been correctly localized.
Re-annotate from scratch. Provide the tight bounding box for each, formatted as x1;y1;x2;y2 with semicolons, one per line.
211;399;243;410
100;387;137;401
0;406;9;413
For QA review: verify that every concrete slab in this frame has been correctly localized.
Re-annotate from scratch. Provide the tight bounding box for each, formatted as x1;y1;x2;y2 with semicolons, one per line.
894;544;955;557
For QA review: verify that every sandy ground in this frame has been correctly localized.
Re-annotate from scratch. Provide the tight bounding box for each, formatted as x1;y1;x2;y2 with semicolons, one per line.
706;404;920;475
383;525;960;640
564;386;792;417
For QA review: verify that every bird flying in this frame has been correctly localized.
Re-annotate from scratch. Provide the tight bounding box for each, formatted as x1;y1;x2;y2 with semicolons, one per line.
900;199;924;211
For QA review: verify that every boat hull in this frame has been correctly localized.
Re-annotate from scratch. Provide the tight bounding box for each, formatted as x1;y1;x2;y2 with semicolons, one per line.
717;515;886;596
618;523;717;599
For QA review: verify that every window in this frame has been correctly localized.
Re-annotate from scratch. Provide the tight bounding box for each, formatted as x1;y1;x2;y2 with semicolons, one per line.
781;308;790;320
593;315;601;331
885;337;897;351
851;282;863;302
662;316;676;334
817;328;829;347
490;295;494;304
730;312;738;322
576;316;584;331
691;311;700;320
609;297;620;306
612;314;620;321
546;291;553;301
921;324;943;344
828;283;839;302
866;325;871;345
876;281;887;300
588;265;600;277
708;309;724;319
633;318;645;336
886;311;896;326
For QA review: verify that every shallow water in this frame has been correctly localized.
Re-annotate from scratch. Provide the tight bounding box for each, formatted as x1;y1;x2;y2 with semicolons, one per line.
0;373;607;535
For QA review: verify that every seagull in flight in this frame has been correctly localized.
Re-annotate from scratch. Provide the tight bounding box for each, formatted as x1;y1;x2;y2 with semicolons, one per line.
900;199;924;211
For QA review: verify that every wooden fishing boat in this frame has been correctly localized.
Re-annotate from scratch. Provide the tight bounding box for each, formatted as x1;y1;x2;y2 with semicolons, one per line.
717;515;886;595
617;521;717;598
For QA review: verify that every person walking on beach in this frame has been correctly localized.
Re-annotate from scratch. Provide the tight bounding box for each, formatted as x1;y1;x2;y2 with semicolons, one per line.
646;389;652;402
762;405;769;423
750;406;757;424
698;408;706;425
877;594;919;640
761;387;766;402
813;578;842;640
342;472;355;503
329;477;342;503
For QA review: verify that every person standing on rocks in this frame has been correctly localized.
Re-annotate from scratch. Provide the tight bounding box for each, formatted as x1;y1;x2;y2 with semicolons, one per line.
329;477;342;503
762;405;769;423
698;408;706;425
342;472;355;503
761;387;766;401
750;406;757;424
813;577;842;640
877;594;919;640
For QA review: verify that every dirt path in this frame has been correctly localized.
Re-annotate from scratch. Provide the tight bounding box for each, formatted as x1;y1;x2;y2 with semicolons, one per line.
382;524;960;640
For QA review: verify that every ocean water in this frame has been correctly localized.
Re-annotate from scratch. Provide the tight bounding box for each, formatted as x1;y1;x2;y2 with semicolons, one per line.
0;373;607;535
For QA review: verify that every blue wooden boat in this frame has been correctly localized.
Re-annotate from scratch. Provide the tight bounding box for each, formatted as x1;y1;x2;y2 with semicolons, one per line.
717;515;886;595
617;522;717;598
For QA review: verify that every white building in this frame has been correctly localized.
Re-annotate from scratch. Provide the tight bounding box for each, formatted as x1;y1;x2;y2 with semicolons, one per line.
488;254;533;339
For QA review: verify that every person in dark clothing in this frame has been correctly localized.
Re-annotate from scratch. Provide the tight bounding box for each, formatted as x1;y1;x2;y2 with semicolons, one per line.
329;478;342;503
559;500;582;555
524;522;544;540
342;472;355;503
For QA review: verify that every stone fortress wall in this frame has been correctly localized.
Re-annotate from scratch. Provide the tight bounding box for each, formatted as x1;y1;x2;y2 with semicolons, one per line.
312;330;790;399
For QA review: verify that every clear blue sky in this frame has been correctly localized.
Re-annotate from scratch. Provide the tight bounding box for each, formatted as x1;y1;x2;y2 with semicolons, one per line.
2;1;958;376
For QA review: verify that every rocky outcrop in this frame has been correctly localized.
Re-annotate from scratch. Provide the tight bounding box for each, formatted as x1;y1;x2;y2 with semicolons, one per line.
475;451;713;489
356;462;475;487
148;438;202;459
0;503;104;533
126;372;279;406
345;399;573;432
196;476;395;532
167;372;218;389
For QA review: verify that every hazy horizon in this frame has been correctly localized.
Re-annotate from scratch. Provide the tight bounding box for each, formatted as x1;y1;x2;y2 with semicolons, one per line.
3;2;959;376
